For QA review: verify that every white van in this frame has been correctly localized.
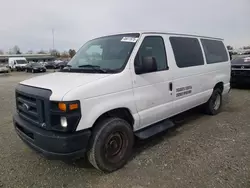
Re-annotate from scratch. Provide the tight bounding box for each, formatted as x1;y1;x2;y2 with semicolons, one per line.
8;57;28;71
13;32;230;172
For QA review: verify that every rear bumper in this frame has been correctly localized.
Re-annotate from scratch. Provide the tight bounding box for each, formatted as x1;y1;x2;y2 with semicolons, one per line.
13;113;91;160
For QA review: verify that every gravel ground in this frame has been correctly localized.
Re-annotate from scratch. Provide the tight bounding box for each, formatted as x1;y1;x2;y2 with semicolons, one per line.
0;71;250;188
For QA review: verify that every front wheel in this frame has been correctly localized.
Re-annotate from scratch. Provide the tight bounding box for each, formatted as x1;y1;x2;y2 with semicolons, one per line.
87;117;134;172
204;88;222;115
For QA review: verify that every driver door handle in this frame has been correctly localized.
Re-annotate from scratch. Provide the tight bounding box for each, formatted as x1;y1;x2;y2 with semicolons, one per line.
169;82;173;91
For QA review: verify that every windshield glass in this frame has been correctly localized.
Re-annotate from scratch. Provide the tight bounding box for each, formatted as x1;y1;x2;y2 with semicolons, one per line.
16;60;27;64
63;33;140;73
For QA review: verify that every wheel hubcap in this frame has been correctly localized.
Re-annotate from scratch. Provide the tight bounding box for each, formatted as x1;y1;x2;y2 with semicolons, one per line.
213;94;221;110
104;132;127;163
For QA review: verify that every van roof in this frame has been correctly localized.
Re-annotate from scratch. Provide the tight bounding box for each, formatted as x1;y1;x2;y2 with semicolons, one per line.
102;31;223;41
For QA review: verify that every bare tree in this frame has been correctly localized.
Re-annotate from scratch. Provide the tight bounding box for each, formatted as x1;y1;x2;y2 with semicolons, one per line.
37;50;47;54
69;49;76;58
11;45;21;54
61;51;70;58
49;49;60;58
243;46;250;50
27;50;33;54
227;45;233;50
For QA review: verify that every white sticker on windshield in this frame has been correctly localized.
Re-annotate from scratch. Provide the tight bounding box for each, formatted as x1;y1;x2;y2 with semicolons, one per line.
121;37;138;43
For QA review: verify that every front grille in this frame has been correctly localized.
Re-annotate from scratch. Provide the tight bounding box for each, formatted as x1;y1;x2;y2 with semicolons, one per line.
16;92;44;126
15;84;52;129
232;65;250;69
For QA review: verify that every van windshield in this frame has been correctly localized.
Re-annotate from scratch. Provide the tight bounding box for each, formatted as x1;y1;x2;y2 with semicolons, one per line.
62;33;140;73
16;60;27;64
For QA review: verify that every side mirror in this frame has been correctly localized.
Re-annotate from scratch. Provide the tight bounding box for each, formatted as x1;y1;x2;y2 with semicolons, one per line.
135;56;157;74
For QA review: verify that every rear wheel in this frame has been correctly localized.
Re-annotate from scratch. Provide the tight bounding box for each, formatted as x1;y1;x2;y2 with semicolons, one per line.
204;88;222;115
87;117;134;172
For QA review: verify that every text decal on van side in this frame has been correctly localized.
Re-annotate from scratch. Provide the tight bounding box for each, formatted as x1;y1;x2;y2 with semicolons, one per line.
121;37;138;43
176;86;192;97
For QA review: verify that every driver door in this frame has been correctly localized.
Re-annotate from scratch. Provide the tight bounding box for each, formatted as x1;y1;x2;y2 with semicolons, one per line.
132;35;174;130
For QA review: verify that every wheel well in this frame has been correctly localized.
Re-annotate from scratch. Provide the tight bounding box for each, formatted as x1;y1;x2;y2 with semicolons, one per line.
92;108;134;130
214;82;224;92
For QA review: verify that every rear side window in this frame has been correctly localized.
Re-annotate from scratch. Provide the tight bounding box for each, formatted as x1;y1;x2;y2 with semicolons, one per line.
201;39;228;64
170;37;204;68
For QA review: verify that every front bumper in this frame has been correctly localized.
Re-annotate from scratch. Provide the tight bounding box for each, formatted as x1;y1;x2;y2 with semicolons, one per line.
231;76;250;84
13;113;91;160
16;66;26;71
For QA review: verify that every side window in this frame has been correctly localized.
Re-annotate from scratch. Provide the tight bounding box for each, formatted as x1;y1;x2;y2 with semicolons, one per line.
135;36;168;73
201;39;228;64
170;37;204;68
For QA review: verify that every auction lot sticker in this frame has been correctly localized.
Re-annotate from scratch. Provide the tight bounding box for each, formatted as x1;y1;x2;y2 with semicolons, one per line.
121;37;138;43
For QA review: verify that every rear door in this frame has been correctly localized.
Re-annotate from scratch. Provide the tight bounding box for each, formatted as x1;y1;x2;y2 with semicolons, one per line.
132;34;174;130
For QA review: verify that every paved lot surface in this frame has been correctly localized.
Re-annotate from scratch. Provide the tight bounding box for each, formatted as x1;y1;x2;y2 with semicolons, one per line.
0;71;250;188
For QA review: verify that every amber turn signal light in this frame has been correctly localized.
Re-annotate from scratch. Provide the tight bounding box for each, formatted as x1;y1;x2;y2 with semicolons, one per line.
69;103;79;111
58;102;67;112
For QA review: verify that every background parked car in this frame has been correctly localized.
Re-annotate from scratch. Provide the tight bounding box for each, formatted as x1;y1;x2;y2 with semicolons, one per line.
57;61;68;69
45;61;57;69
231;56;250;85
0;63;10;73
26;62;46;73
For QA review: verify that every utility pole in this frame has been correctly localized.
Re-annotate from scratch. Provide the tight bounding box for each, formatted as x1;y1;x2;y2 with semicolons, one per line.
52;28;55;51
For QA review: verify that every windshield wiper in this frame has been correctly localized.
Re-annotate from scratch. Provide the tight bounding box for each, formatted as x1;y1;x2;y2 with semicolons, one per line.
78;64;107;73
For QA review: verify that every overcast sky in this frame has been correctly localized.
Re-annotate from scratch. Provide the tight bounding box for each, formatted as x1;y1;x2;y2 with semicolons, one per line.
0;0;249;52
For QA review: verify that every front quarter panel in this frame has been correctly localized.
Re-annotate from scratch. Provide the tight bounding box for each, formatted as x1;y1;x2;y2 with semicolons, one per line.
62;70;139;131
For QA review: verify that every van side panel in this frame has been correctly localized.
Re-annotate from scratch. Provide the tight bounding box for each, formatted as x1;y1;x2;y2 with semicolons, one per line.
168;36;230;115
200;39;231;97
168;36;209;114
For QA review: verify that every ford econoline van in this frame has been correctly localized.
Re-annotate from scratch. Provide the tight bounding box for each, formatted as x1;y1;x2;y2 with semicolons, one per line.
13;32;231;172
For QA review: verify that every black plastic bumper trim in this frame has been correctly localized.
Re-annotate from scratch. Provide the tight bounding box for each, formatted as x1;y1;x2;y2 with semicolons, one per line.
13;113;91;160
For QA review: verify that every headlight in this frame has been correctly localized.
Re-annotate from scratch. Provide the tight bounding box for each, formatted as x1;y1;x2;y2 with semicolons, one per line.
50;101;81;132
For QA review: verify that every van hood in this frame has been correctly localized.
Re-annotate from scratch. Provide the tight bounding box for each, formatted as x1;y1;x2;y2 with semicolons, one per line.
20;72;111;100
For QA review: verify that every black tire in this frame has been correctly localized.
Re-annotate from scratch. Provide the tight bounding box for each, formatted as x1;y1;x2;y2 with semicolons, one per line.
204;88;222;115
88;117;134;172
